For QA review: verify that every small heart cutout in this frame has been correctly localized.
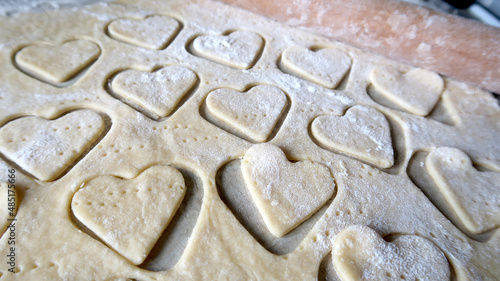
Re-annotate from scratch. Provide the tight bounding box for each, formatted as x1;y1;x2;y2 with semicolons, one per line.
426;147;500;234
370;65;444;116
0;110;106;181
281;45;352;88
241;144;335;237
311;105;394;169
206;85;287;142
111;66;198;118
192;30;263;69
107;15;181;50
15;39;100;85
72;165;186;265
333;225;450;281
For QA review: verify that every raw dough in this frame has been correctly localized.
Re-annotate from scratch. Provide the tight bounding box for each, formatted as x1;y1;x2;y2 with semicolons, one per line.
15;39;101;85
72;165;186;265
370;65;444;116
0;110;105;181
111;66;198;118
206;85;287;142
332;225;450;281
0;0;498;280
241;143;335;237
311;105;394;169
192;30;263;69
426;147;500;234
280;45;351;89
107;15;181;50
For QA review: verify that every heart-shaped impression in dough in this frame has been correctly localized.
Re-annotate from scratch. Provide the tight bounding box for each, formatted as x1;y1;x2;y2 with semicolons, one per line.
192;30;264;69
311;105;394;169
0;182;17;237
241;144;335;237
15;39;100;85
206;85;287;142
111;66;198;118
72;165;186;265
0;110;105;181
333;225;450;281
107;15;181;50
281;45;352;88
426;147;500;234
370;65;444;116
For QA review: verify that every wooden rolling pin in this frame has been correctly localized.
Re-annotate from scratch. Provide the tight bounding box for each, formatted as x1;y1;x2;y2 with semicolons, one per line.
219;0;500;94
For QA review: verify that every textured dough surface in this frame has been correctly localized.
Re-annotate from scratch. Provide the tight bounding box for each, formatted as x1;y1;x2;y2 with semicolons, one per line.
241;144;335;237
0;0;498;280
72;165;186;265
426;147;500;234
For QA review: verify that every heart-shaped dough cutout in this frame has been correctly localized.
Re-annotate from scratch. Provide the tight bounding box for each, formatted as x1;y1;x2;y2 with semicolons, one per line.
241;144;335;237
0;182;17;237
333;225;450;281
15;39;100;85
192;30;263;69
111;66;198;118
72;165;186;265
0;110;105;181
206;85;287;142
426;147;500;234
281;45;352;88
107;15;181;50
311;105;394;168
370;65;444;116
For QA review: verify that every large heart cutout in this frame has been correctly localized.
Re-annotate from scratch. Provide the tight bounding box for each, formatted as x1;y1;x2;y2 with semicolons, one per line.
192;30;263;69
311;105;394;169
206;85;287;142
111;66;198;118
370;65;444;116
72;165;186;265
280;45;352;89
107;15;181;50
15;39;100;85
0;110;106;181
426;147;500;234
333;225;450;281
241;144;335;237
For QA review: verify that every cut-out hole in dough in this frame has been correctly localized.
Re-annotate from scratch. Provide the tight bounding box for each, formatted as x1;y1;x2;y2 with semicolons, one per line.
241;144;336;237
14;39;101;86
108;66;199;119
72;165;186;265
216;159;333;254
279;45;352;89
332;225;450;281
0;110;108;181
107;15;181;50
203;85;288;142
311;105;394;169
190;30;264;69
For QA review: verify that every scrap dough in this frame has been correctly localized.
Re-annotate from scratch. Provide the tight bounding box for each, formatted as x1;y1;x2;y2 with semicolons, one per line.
0;0;498;280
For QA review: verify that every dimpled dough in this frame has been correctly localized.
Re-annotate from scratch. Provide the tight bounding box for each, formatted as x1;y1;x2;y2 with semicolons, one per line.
72;165;186;265
0;0;499;280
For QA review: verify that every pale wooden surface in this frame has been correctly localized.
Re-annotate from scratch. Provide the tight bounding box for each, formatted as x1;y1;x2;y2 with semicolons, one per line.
219;0;500;94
